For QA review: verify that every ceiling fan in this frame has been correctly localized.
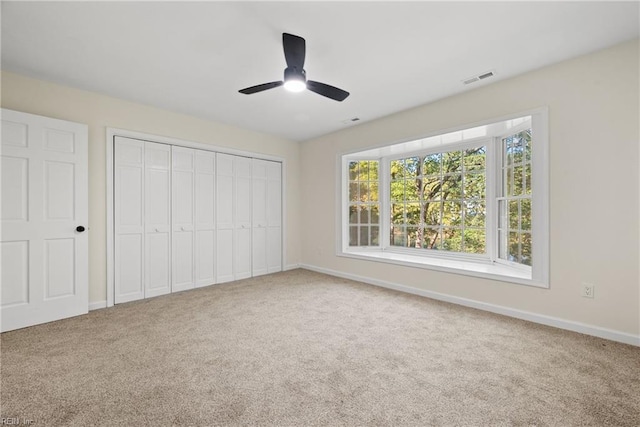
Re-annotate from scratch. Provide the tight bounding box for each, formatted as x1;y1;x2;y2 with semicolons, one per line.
239;33;350;102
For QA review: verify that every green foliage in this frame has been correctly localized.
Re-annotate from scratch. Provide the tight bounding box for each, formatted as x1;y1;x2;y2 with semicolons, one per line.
348;161;380;246
390;146;487;253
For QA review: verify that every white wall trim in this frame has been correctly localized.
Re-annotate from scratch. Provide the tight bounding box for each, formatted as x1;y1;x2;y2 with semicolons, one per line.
89;301;107;311
299;263;640;347
284;263;300;271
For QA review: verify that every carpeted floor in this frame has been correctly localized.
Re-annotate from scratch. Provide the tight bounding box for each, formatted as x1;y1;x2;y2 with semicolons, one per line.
1;269;639;426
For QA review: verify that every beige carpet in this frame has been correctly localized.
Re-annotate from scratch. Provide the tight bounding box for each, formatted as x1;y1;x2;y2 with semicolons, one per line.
1;269;639;426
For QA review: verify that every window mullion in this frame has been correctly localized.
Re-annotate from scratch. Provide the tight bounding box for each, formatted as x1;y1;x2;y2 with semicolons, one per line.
485;137;499;262
380;157;391;251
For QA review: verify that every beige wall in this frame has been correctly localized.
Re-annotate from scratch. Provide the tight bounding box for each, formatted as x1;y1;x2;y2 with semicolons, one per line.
2;39;638;339
300;39;640;336
1;71;301;303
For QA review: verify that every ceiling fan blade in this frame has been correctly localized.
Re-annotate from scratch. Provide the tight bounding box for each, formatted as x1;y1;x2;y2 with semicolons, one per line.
239;81;284;95
283;33;305;70
306;80;350;102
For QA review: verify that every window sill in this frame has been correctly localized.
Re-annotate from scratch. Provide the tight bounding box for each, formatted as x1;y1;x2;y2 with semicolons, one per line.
339;249;547;288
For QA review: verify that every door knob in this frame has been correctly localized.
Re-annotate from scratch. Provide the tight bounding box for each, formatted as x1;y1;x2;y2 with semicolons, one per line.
76;226;86;232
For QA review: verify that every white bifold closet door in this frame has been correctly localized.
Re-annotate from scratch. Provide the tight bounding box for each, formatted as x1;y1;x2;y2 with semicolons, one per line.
195;150;216;287
171;146;196;292
115;137;172;303
215;153;234;283
234;156;252;280
252;159;282;276
266;161;283;273
172;147;216;291
215;153;252;283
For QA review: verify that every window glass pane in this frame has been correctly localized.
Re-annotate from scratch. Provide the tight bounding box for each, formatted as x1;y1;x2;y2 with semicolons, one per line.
508;231;520;262
463;147;486;171
423;153;441;176
521;199;531;231
349;226;358;246
406;203;421;225
349;182;358;202
524;131;532;162
424;176;441;201
513;165;524;196
359;206;369;224
443;151;462;173
359;226;369;246
464;200;485;228
442;201;462;226
441;174;462;198
425;201;442;226
349;205;358;224
464;173;485;198
463;229;485;254
391;226;406;246
370;205;379;224
404;157;420;178
349;161;359;180
390;159;406;180
442;228;462;252
370;182;379;202
406;226;419;248
509;200;519;230
405;180;419;202
347;159;379;247
390;180;405;202
524;163;532;195
369;161;379;181
391;203;405;224
371;226;380;246
521;232;532;266
424;227;440;249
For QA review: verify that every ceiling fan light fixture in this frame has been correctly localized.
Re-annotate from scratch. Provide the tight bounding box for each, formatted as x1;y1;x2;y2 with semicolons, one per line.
284;79;306;92
283;66;306;92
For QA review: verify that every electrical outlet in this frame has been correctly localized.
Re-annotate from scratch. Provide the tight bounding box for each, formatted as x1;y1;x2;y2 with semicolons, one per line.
581;283;595;298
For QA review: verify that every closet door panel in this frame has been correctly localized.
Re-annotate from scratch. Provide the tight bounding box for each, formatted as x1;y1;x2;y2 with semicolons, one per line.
195;150;215;287
234;156;252;279
252;227;267;276
145;142;171;297
235;176;251;226
114;138;145;303
267;161;282;273
216;229;234;283
267;226;282;273
216;153;234;283
234;227;252;280
173;231;194;289
146;232;170;294
172;146;195;292
252;159;268;276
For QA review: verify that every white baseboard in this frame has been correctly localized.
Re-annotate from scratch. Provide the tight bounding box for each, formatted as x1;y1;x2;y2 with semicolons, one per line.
89;300;107;311
284;263;300;271
300;263;640;347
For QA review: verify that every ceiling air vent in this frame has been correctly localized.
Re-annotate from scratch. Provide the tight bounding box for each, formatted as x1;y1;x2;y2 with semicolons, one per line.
463;70;495;85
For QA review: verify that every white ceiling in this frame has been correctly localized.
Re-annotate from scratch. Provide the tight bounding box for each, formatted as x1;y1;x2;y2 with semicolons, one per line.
2;2;638;142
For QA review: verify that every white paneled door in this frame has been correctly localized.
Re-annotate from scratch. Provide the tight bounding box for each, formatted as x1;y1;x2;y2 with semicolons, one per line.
172;146;195;292
251;159;282;276
215;153;234;283
234;156;252;280
1;109;88;332
195;150;215;287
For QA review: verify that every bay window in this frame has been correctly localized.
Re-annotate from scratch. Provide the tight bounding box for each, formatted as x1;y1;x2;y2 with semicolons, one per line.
340;110;549;287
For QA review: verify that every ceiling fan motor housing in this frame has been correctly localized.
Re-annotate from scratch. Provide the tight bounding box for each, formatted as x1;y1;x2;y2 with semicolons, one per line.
284;66;306;83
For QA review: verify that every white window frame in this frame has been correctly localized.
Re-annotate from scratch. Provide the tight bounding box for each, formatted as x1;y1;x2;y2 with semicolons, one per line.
338;108;549;288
